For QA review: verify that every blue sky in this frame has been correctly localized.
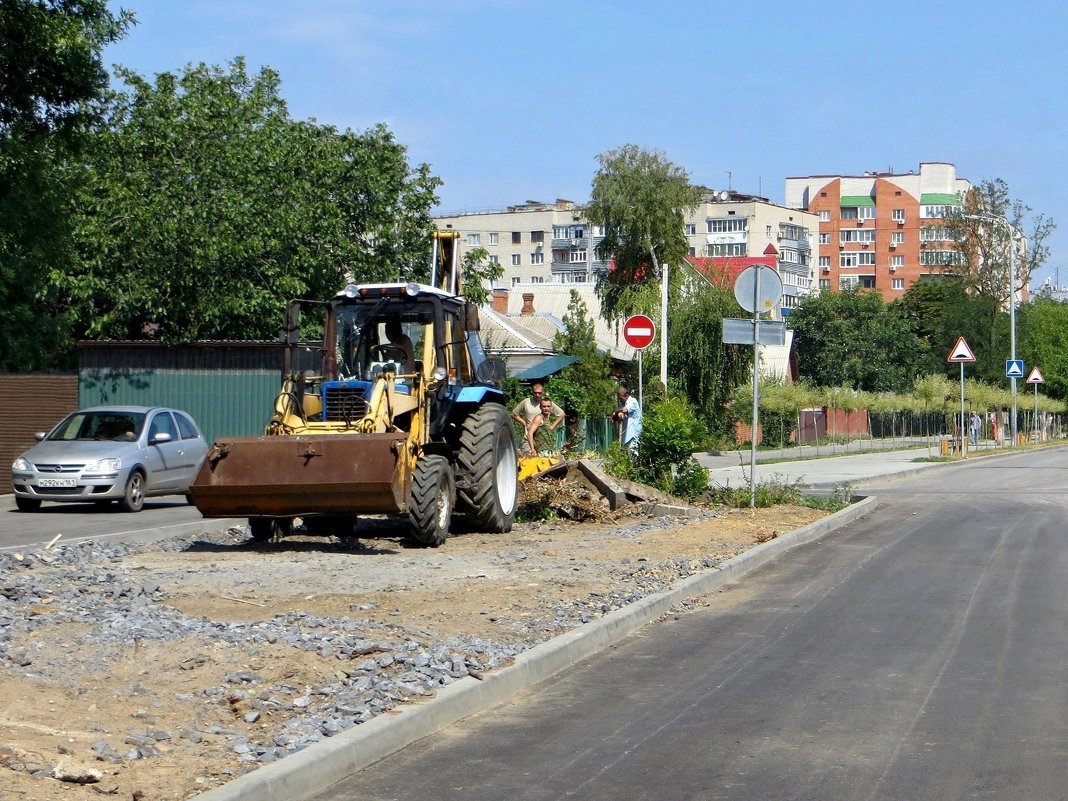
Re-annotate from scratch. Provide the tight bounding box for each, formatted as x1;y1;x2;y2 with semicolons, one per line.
104;0;1068;289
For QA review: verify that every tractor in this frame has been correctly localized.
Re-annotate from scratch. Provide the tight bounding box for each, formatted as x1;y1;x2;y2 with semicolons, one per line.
189;231;518;547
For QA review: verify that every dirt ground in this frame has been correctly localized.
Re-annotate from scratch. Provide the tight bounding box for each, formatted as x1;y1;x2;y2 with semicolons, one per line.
0;493;826;801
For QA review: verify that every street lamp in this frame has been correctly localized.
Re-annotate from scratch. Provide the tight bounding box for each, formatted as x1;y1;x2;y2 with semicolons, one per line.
963;212;1022;446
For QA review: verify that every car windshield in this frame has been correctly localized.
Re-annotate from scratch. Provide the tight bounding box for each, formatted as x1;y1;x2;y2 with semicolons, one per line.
48;411;146;442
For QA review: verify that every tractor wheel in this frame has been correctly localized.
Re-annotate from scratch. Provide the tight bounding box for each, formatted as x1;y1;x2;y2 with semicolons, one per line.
248;517;292;543
407;454;454;547
456;404;518;533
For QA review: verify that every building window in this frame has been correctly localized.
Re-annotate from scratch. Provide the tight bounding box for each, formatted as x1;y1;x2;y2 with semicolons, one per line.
782;224;808;240
511;276;521;287
840;252;876;268
891;255;904;267
892;209;905;223
921;204;958;219
840;229;876;243
684;223;696;235
531;252;544;265
891;231;905;245
707;218;748;233
688;246;696;257
489;254;499;264
569;249;587;263
780;249;799;263
489;232;499;245
858;206;876;220
819;210;831;222
707;242;746;257
466;233;480;246
920;249;963;266
530;230;544;243
892;278;905;290
819;278;831;289
512;231;521;244
511;254;521;266
841;207;859;220
819;256;831;268
921;226;953;242
819;233;831;245
766;225;773;237
530;276;543;284
840;275;877;290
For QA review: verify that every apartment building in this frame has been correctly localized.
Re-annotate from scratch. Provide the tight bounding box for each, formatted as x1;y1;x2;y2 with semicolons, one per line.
784;162;971;300
434;199;609;287
435;192;818;315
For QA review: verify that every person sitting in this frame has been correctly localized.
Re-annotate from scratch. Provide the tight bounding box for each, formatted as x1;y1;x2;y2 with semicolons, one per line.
378;319;415;374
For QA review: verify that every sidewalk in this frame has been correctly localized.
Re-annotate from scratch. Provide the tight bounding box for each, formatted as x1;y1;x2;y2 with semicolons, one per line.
697;438;948;490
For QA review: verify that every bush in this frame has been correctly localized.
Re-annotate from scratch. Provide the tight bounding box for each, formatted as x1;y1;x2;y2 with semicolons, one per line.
632;395;705;494
671;457;709;500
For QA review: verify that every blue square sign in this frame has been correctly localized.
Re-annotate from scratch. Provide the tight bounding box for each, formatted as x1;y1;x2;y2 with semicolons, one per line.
1005;359;1026;378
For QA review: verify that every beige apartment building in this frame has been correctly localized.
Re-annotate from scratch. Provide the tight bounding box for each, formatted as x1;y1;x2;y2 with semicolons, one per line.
434;192;819;316
784;162;971;300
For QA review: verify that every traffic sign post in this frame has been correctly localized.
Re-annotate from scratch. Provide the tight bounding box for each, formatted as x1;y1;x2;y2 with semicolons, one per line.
946;337;976;456
1027;366;1045;442
622;314;656;411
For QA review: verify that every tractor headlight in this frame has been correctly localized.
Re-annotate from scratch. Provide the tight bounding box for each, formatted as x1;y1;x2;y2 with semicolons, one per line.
405;282;421;297
431;366;447;383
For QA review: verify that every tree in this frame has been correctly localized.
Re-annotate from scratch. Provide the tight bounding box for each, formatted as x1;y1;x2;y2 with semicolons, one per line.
0;0;134;370
894;277;1001;381
460;246;504;306
545;290;616;421
585;144;702;322
58;59;441;343
789;288;929;392
665;271;751;438
1017;298;1068;402
940;178;1055;333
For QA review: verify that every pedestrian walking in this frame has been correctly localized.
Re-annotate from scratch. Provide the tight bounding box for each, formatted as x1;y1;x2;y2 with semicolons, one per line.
970;411;981;445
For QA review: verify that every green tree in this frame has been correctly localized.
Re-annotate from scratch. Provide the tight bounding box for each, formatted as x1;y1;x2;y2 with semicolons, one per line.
585;144;702;322
1017;298;1068;401
0;0;134;370
789;288;929;392
940;178;1055;345
545;290;616;421
666;272;751;438
60;59;441;343
460;246;504;306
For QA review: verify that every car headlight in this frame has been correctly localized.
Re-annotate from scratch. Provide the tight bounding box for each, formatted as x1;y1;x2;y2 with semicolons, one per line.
85;458;121;473
12;457;30;472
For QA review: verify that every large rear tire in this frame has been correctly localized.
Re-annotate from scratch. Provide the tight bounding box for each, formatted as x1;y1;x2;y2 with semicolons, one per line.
456;404;518;533
407;455;454;547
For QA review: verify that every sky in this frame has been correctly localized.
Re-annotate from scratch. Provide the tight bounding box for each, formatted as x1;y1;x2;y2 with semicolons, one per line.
103;0;1068;290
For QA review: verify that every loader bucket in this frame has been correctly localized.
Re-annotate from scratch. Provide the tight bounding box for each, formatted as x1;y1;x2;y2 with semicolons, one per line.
190;433;409;518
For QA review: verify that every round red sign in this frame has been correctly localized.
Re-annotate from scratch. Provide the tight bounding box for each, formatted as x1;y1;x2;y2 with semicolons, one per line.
622;314;656;350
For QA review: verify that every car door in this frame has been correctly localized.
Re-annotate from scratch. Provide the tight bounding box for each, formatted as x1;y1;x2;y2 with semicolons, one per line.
172;411;208;489
145;411;183;492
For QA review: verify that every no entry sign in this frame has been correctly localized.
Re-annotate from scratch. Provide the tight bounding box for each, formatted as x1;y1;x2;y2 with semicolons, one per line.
622;314;656;350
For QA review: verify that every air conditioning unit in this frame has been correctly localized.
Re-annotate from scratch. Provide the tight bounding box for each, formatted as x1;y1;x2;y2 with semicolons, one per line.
822;266;830;273
889;242;897;249
889;265;897;272
896;218;905;225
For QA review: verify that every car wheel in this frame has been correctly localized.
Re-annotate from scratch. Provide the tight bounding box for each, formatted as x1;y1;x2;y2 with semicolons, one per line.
15;497;41;512
118;471;145;512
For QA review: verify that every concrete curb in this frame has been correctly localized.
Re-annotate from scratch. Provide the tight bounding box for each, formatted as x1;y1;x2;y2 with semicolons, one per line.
194;495;878;801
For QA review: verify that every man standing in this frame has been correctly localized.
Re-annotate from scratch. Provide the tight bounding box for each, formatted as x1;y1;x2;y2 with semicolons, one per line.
613;385;642;453
512;382;563;453
970;411;981;445
526;397;563;456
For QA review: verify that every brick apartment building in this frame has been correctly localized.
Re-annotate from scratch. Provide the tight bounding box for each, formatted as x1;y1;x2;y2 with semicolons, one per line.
784;162;971;300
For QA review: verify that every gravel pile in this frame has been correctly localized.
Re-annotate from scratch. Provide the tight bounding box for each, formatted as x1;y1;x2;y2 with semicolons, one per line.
0;509;721;777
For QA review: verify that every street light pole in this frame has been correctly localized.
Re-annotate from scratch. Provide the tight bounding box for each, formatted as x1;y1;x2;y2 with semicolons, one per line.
964;212;1020;447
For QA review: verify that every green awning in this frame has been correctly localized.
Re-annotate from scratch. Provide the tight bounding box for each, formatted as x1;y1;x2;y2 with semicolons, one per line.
920;193;961;206
511;354;579;381
840;195;876;206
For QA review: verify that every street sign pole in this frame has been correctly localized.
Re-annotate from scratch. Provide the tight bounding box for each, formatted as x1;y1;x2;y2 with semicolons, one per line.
749;268;761;508
960;362;966;457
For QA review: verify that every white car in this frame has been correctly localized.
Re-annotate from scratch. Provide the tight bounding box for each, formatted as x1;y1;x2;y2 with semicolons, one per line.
11;406;209;513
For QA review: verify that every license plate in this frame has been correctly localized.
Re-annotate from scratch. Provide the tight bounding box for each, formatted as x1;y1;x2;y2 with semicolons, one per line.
38;477;77;488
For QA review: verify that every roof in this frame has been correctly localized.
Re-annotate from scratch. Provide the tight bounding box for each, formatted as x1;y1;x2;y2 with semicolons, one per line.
511;355;580;381
498;284;636;360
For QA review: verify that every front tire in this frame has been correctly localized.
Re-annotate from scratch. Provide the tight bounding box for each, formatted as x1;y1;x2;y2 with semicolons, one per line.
15;497;41;512
249;517;292;542
456;405;518;533
118;471;145;512
407;455;454;547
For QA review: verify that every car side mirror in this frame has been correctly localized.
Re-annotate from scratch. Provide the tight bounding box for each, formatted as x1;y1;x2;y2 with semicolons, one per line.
151;432;173;444
34;432;46;441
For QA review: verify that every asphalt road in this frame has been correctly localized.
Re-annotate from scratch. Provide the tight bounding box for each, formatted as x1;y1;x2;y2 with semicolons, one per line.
311;447;1068;801
0;494;235;552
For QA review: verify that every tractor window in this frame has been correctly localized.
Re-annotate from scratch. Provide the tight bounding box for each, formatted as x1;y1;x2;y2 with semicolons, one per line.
441;310;474;384
335;304;434;380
